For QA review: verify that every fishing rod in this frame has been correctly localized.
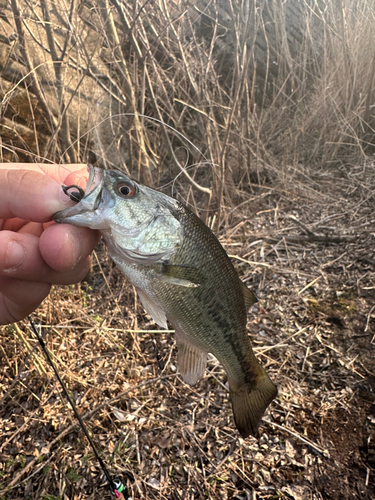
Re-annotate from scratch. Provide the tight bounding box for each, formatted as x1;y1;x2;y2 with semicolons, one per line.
28;316;126;499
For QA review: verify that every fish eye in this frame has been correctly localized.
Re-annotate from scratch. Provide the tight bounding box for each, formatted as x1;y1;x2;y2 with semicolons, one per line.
117;182;136;197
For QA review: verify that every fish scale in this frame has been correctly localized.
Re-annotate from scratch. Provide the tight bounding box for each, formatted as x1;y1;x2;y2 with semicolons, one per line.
54;165;277;438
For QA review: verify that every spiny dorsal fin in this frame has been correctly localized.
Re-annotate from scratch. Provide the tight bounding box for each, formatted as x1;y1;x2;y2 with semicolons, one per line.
161;264;204;288
174;328;208;385
242;281;258;310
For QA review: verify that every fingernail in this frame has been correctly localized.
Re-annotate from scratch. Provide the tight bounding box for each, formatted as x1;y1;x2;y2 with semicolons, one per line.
4;240;26;271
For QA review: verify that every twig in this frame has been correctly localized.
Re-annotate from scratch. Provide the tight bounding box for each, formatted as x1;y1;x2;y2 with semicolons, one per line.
298;277;321;295
255;327;308;354
40;0;76;162
364;51;375;125
289;215;316;237
98;0;151;184
320;251;348;268
365;467;371;487
111;0;212;201
2;450;57;493
228;254;272;268
0;386;57;453
286;216;358;243
10;0;57;129
263;419;329;457
263;234;357;244
0;374;175;495
365;305;375;333
13;323;47;375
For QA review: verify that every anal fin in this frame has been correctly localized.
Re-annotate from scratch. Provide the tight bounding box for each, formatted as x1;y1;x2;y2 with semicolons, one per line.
136;288;168;329
175;329;208;385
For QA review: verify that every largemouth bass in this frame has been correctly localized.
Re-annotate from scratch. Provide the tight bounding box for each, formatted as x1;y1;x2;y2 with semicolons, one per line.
54;165;277;438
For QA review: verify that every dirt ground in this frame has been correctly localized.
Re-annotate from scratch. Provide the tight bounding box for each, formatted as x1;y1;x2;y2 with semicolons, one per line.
0;161;374;499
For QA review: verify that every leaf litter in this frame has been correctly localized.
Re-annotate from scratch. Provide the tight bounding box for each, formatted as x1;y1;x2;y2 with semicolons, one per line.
0;162;374;500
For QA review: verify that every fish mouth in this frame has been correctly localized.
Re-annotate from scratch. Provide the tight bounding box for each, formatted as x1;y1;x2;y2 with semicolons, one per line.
53;165;104;225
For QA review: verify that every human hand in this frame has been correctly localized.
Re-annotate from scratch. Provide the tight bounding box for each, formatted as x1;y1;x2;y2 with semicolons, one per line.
0;163;100;325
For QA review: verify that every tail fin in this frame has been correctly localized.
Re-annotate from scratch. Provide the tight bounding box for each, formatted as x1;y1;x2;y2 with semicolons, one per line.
229;372;277;438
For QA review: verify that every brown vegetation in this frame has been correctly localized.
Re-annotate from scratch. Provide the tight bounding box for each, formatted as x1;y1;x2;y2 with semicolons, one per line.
0;1;374;499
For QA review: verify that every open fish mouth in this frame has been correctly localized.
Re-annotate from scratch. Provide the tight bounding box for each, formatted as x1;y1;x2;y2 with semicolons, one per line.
62;164;103;202
53;165;104;224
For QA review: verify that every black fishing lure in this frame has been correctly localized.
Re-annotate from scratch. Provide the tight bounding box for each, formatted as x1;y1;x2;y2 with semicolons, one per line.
62;184;85;203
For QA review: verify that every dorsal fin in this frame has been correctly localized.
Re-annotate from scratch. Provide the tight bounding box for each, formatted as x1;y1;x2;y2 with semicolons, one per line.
241;281;258;310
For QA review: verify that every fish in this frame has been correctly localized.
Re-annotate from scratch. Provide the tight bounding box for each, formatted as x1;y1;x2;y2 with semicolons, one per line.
53;165;277;438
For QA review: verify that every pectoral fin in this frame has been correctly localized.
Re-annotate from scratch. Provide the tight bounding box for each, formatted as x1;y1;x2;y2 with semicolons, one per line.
242;281;258;309
160;264;203;288
136;288;168;329
175;329;208;385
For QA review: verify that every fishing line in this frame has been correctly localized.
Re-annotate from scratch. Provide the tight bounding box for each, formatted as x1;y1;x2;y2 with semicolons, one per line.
28;316;126;499
6;112;215;211
59;113;208;165
58;113;218;211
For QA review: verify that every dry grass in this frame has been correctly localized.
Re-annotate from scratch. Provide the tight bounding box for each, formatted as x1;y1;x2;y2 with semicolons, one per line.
1;0;375;499
1;1;375;210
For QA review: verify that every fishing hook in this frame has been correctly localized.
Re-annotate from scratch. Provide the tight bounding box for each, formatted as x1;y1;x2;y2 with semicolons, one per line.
62;184;85;203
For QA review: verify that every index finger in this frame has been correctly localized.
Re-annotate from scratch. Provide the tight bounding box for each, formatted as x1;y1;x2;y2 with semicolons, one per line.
0;163;88;183
0;163;89;222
